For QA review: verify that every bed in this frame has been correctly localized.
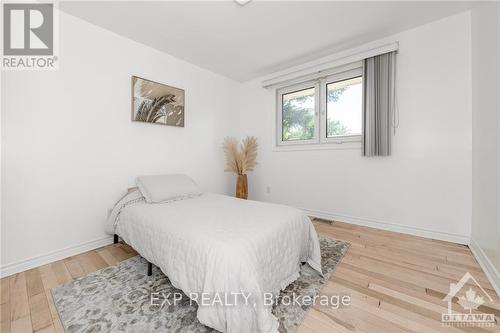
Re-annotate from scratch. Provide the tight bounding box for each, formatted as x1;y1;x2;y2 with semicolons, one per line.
106;175;322;333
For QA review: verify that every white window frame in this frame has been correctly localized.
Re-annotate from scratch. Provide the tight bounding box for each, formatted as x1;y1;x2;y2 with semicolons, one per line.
276;80;320;146
275;62;363;150
320;67;363;145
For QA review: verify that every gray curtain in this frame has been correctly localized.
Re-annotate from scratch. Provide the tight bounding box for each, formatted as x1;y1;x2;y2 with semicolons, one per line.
362;51;396;156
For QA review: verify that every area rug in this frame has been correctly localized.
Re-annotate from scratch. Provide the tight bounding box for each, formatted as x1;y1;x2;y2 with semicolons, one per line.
52;237;350;333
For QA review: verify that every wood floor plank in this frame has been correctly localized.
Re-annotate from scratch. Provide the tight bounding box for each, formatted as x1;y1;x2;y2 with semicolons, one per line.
351;244;441;270
51;315;64;333
329;276;491;333
378;301;464;333
44;291;64;333
425;288;500;315
320;223;475;262
118;243;134;254
368;283;448;315
329;221;457;249
38;264;59;292
28;293;52;332
1;278;10;305
342;254;448;291
325;282;456;333
1;301;11;333
97;248;119;266
331;221;470;254
86;251;108;271
50;261;72;286
74;252;98;275
347;246;493;288
35;324;56;333
9;274;29;322
10;315;32;333
107;244;130;262
307;306;358;332
327;227;478;266
43;292;57;320
25;269;44;298
1;318;11;333
313;301;413;333
342;252;491;297
333;264;469;315
299;309;354;333
63;258;85;279
117;244;138;258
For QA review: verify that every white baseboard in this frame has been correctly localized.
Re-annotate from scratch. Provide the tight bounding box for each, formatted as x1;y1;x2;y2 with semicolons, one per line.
469;238;500;297
301;207;470;245
0;236;114;278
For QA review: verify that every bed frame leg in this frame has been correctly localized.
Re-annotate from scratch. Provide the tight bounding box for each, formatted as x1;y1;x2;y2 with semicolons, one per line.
113;234;119;244
147;262;152;276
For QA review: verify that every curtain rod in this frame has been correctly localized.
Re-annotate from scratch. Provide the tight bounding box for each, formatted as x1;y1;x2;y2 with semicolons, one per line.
262;42;399;89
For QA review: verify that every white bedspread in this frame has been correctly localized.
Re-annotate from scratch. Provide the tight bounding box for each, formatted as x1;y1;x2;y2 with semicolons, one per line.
109;192;322;333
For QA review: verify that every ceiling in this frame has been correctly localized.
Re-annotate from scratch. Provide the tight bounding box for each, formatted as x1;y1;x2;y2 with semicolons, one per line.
59;1;476;82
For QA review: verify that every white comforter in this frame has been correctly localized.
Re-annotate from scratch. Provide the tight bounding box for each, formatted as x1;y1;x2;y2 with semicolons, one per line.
107;192;322;333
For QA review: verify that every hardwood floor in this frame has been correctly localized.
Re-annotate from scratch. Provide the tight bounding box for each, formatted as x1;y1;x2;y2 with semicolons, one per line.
0;243;138;333
299;221;500;333
0;222;498;333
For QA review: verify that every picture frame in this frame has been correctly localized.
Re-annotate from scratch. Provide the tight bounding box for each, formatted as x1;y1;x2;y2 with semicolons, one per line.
131;76;185;127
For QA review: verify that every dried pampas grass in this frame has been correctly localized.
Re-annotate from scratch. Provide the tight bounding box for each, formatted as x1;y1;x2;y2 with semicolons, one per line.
223;137;241;174
223;136;258;175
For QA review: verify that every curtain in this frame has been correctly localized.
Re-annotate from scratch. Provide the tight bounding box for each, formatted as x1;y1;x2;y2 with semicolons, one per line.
362;51;396;156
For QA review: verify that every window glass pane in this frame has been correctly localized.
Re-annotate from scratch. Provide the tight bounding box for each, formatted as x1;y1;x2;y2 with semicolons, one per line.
326;76;362;137
282;87;315;141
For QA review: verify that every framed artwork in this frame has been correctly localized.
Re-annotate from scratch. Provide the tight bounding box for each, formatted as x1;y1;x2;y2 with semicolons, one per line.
131;76;185;127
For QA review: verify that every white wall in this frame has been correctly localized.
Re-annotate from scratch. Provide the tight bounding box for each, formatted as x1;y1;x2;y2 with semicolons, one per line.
236;12;472;243
1;12;238;274
470;2;500;293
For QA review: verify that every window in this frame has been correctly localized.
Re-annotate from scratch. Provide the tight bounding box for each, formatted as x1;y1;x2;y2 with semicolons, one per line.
326;76;362;138
276;66;363;148
281;86;317;142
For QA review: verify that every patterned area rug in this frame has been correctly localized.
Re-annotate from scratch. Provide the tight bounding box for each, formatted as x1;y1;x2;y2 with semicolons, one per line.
52;237;350;333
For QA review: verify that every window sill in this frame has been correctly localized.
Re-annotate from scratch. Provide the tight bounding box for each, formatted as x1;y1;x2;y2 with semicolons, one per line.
273;141;361;152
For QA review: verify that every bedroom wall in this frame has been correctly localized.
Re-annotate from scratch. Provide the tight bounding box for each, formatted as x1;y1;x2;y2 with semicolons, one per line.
470;2;500;293
0;11;239;275
236;12;472;243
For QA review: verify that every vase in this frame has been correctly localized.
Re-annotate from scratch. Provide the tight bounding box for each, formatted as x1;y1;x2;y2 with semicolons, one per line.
236;174;248;199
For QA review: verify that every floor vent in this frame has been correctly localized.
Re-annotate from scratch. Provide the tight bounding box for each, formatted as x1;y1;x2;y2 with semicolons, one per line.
311;217;334;224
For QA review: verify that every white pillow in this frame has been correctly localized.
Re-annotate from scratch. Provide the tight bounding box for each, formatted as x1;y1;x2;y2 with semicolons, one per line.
136;174;202;203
